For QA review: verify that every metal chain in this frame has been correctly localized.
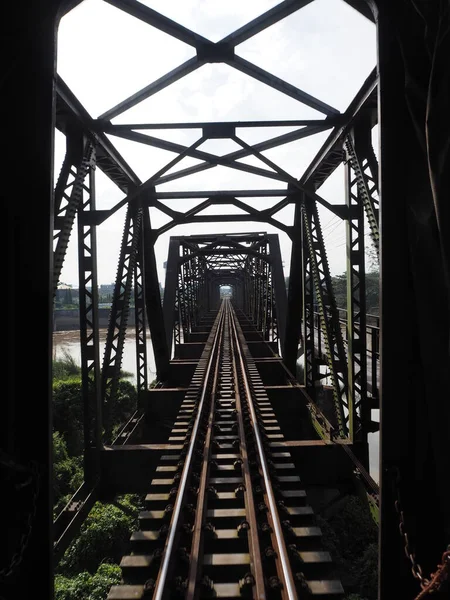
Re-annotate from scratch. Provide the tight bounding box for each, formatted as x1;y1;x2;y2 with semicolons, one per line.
392;466;429;585
392;466;449;596
0;460;40;582
414;548;450;599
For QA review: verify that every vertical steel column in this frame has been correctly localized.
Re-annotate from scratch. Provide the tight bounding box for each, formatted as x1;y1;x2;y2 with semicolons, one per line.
302;212;317;396
53;134;94;295
4;3;57;596
254;254;262;331
284;198;304;375
141;206;170;382
163;238;181;355
134;225;148;396
267;234;287;352
378;2;450;595
261;245;269;339
101;202;142;440
302;197;348;437
345;127;380;258
345;134;369;460
197;257;207;320
245;257;255;322
181;245;190;339
77;149;102;481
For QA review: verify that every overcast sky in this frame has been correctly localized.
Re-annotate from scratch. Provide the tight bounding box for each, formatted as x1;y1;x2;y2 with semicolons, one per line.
55;0;377;287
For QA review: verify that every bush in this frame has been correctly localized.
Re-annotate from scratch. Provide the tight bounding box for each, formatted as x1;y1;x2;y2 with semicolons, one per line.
316;494;378;599
109;380;137;438
53;377;85;455
55;562;122;600
353;543;378;599
57;495;142;576
53;350;82;380
53;432;83;515
53;378;137;455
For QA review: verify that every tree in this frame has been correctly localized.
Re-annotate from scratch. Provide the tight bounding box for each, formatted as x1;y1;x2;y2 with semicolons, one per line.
366;243;379;274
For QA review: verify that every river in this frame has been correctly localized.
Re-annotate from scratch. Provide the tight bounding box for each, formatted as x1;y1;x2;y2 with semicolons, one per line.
52;329;379;483
53;328;157;385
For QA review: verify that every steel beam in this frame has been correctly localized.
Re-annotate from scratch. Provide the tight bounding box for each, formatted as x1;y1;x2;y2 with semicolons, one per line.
302;215;316;396
344;146;369;459
302;196;349;438
4;4;56;594
230;133;348;220
162;238;181;356
101;204;142;440
345;123;380;257
56;76;140;193
53;134;94;295
230;55;340;116
299;68;378;190
141;206;170;381
377;2;450;595
98;57;203;122
155;189;293;199
107;124;326;162
77;153;103;480
221;0;314;46
159;214;290;236
103;0;210;47
283;197;303;375
134;219;148;396
267;234;287;353
106;118;336;130
342;0;376;22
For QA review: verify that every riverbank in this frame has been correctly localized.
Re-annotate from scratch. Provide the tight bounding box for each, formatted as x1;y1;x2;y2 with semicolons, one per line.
53;308;140;331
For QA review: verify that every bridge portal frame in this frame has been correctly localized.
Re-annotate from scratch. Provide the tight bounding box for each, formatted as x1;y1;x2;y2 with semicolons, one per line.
3;1;450;599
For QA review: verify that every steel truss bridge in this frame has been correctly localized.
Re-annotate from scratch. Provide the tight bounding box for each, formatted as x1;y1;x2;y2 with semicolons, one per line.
3;1;450;599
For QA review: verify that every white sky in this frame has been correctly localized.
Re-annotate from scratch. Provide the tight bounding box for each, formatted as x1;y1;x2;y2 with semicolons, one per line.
55;0;377;287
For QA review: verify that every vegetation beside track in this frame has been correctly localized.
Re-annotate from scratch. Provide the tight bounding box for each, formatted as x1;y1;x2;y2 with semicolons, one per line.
52;352;140;600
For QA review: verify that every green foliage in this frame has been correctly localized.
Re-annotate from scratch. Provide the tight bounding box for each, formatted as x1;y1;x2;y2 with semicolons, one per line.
53;349;133;381
54;562;122;600
53;432;83;516
53;377;137;455
53;377;84;455
109;380;137;436
53;350;82;380
57;495;142;576
353;543;378;599
365;271;380;316
316;495;378;599
331;271;379;316
52;361;140;598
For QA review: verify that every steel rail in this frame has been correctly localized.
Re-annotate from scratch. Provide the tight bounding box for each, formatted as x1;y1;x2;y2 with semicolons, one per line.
229;304;299;600
185;304;225;599
152;303;226;600
228;303;266;598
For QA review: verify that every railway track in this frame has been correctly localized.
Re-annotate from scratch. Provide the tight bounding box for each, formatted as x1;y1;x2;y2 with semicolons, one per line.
108;300;344;600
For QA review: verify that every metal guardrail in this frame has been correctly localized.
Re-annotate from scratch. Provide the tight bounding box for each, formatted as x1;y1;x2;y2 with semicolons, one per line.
313;307;379;397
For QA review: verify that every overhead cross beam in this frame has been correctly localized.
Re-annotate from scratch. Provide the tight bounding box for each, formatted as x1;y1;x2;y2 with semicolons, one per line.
98;0;339;121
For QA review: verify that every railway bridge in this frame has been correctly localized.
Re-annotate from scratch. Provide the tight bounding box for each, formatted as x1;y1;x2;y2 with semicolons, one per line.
4;1;450;599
